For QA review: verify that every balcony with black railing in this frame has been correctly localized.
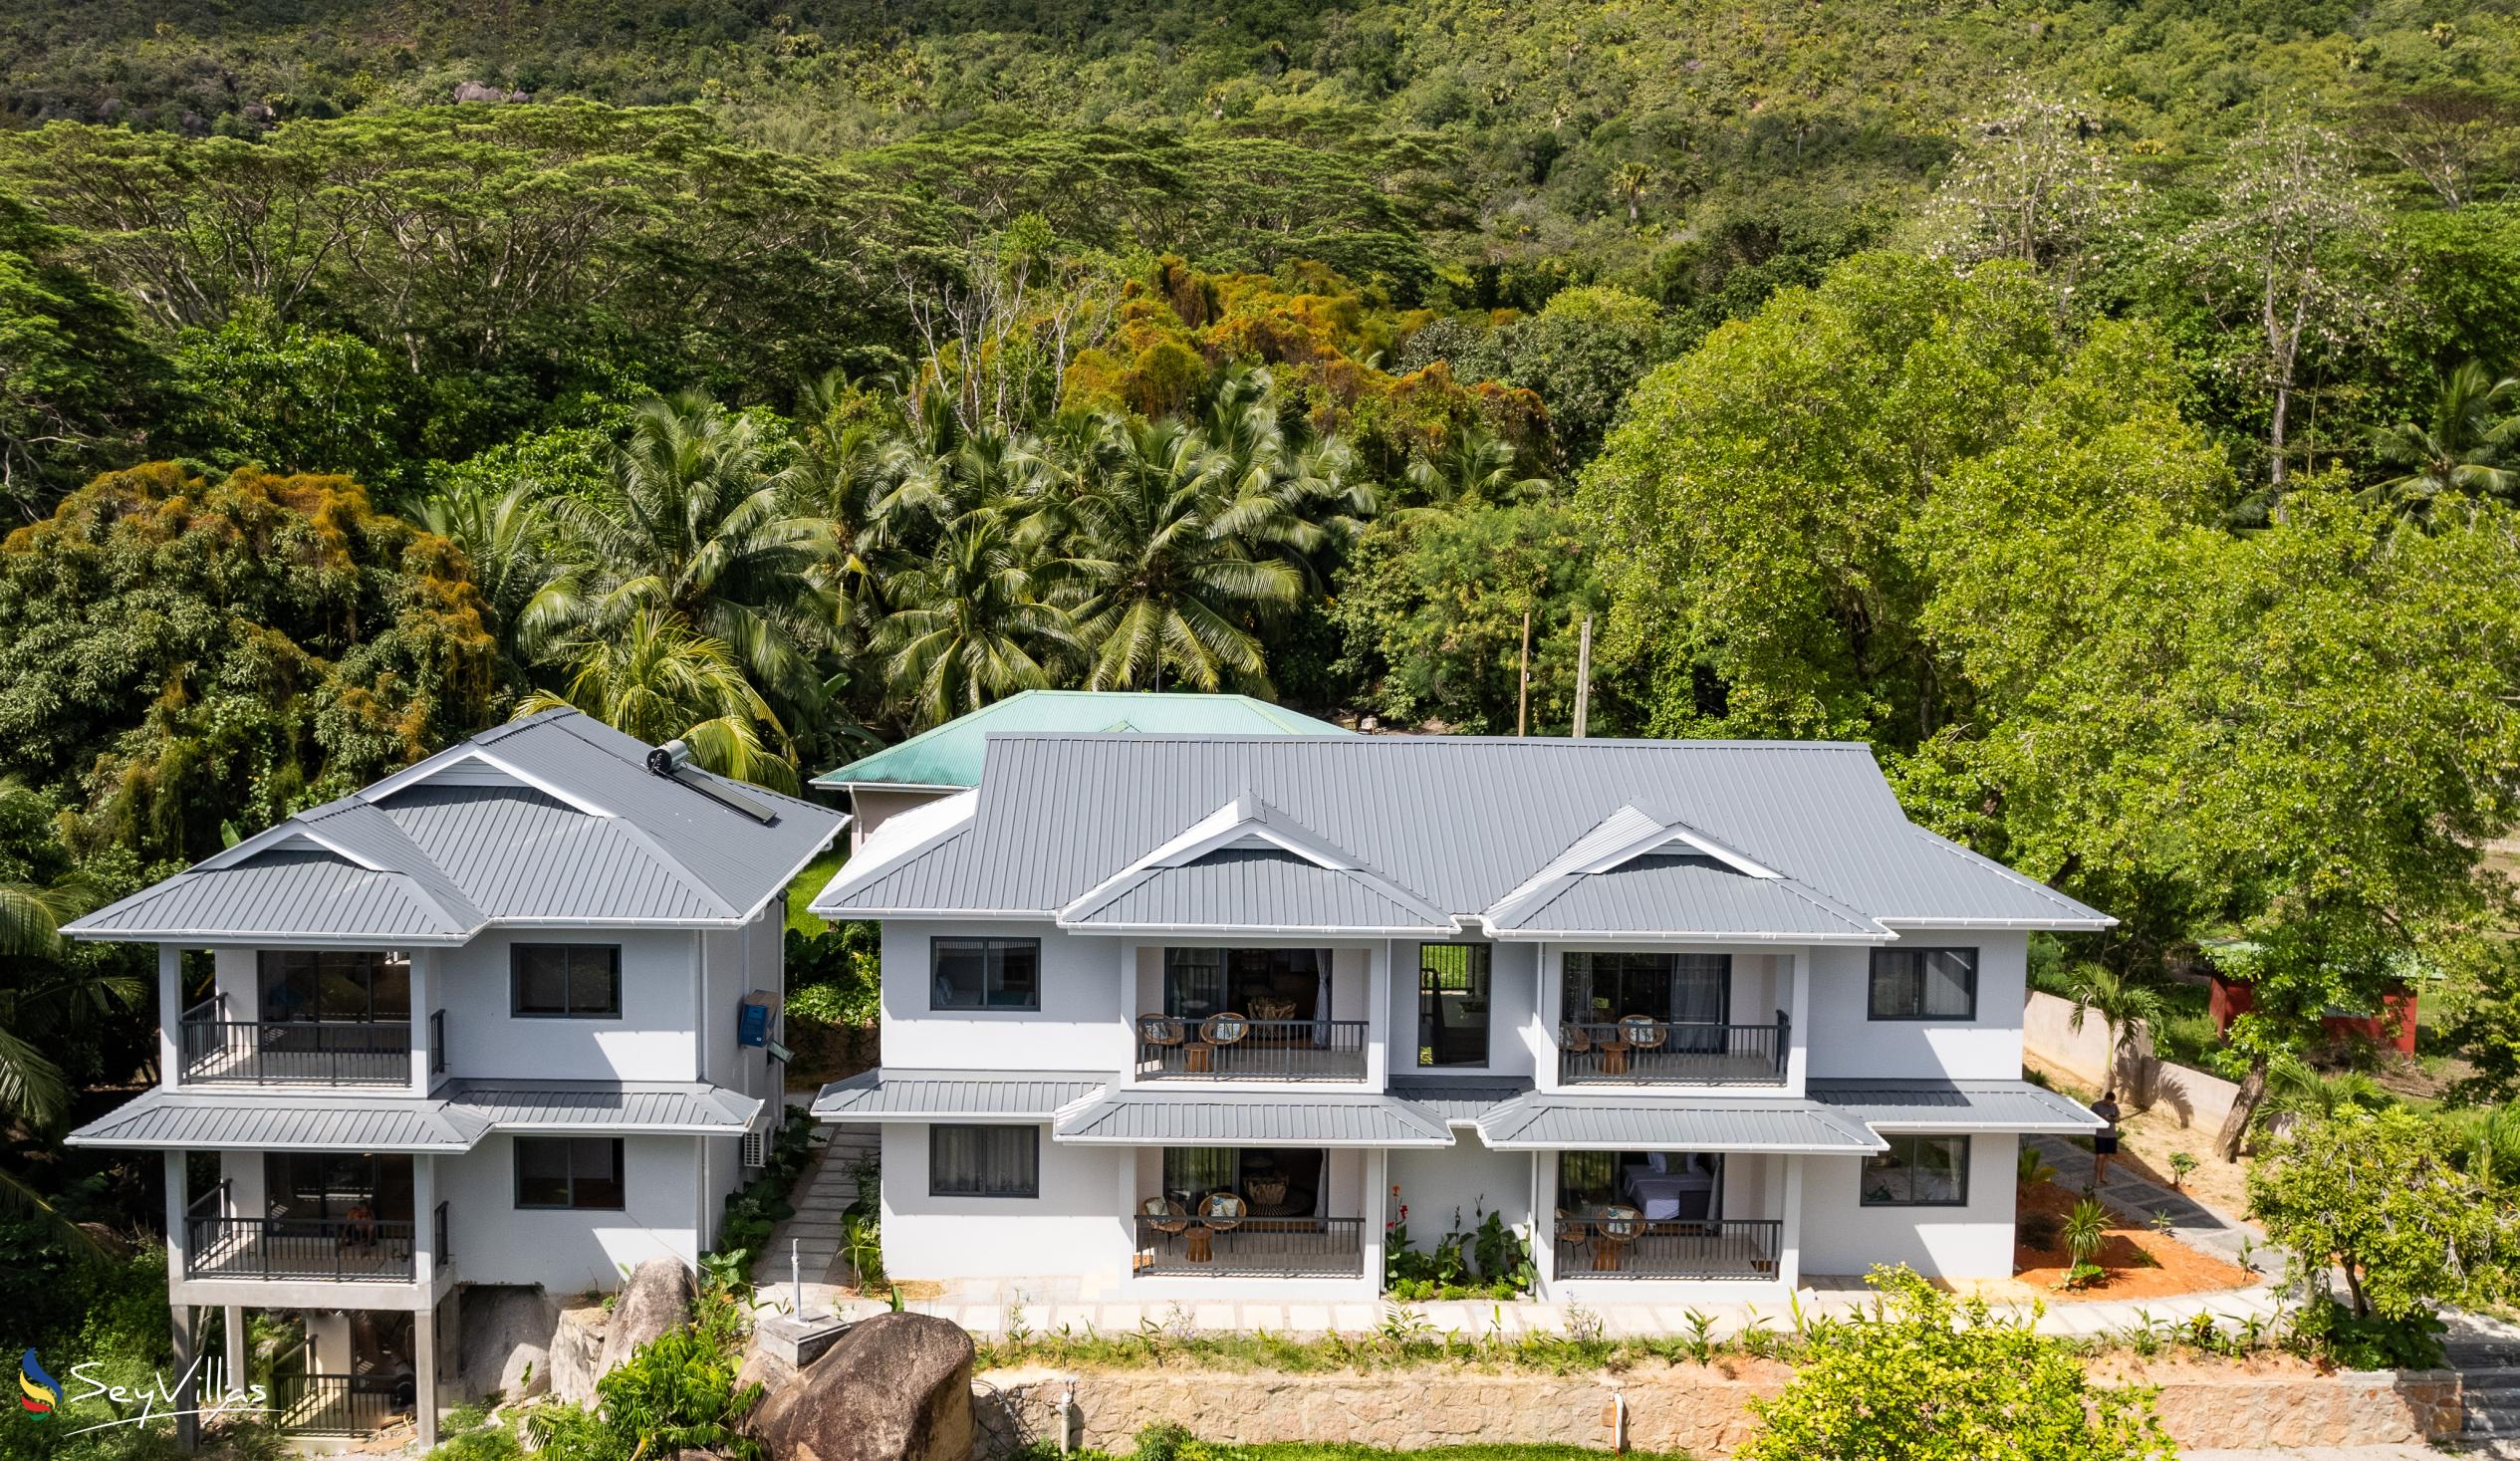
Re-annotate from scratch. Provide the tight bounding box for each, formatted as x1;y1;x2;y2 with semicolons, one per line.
179;997;412;1086
185;1214;419;1284
1135;1015;1370;1081
1552;1216;1783;1280
1557;1012;1789;1085
1133;1214;1365;1278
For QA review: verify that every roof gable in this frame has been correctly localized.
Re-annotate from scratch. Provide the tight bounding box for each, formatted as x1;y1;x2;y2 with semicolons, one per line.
814;734;2111;934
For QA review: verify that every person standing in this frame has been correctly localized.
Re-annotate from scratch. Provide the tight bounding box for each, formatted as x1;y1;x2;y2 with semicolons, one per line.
2089;1090;2123;1188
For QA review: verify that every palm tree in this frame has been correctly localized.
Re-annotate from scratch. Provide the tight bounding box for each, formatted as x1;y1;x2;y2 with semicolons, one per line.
2259;1057;2392;1128
1402;424;1551;514
2367;359;2520;524
1064;414;1305;693
530;392;839;725
418;482;562;649
517;609;801;793
2063;964;2169;1098
0;874;125;1247
872;509;1083;729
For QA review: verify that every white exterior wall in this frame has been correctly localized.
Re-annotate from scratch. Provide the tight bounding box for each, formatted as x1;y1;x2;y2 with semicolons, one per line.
1797;1132;2019;1280
434;1132;703;1292
698;908;783;1099
432;928;704;1083
1386;1143;1532;1240
1802;930;2028;1082
879;1123;1130;1282
882;921;1134;1073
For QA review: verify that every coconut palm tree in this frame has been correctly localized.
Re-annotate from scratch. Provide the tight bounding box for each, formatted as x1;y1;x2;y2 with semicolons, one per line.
0;874;124;1247
530;392;839;725
2063;964;2170;1098
517;609;800;793
1063;414;1306;693
2367;359;2520;525
1401;424;1551;514
418;481;562;650
872;509;1084;729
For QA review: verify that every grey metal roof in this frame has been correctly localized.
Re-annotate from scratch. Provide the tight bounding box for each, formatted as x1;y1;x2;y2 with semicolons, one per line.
66;1090;491;1152
1810;1079;2104;1133
65;710;846;943
1473;1093;1886;1151
1489;854;1886;940
814;735;2108;934
1065;849;1454;933
1386;1078;1534;1125
1053;1090;1455;1146
443;1081;763;1132
811;1069;1109;1121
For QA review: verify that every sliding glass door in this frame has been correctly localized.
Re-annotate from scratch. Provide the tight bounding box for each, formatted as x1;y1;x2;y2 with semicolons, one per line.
1562;952;1729;1026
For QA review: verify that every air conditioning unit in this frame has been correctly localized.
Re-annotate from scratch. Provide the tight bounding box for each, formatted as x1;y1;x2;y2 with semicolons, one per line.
740;1122;769;1170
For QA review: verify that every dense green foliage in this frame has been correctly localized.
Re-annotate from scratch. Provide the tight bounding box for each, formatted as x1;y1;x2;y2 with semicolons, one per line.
4;0;2520;1422
1739;1269;2174;1461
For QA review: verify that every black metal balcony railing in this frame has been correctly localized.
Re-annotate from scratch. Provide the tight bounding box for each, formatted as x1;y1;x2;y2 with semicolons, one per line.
185;1215;416;1283
1557;1012;1789;1085
180;1016;413;1086
1133;1214;1365;1278
272;1372;411;1437
1552;1216;1784;1279
1135;1017;1370;1081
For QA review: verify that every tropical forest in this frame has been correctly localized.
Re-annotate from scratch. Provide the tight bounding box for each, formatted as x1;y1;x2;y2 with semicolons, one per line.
5;0;2520;1451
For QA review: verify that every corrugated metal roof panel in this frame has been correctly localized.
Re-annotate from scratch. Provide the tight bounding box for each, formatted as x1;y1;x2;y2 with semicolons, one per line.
65;710;846;942
1496;854;1885;938
1386;1078;1533;1125
810;1070;1109;1120
1810;1079;2104;1133
814;690;1347;790
1474;1094;1886;1151
444;1081;762;1131
814;735;2107;932
66;1090;487;1151
1067;850;1454;932
72;852;471;941
1054;1090;1454;1146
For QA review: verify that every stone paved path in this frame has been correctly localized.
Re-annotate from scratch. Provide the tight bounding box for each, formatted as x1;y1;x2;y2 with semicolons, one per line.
750;1115;877;1288
2026;1131;2266;1267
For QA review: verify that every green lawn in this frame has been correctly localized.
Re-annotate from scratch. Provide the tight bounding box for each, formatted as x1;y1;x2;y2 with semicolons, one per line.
787;846;848;935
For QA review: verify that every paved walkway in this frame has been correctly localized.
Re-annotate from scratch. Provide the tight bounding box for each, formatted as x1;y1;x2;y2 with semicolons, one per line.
750;1116;877;1289
2026;1132;2266;1267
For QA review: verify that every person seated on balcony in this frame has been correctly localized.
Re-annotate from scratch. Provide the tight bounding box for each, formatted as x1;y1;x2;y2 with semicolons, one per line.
342;1199;378;1253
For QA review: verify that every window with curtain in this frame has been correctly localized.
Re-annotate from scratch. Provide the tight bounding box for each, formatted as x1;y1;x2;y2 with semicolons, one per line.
1861;1134;1970;1206
930;938;1041;1010
512;1138;626;1210
929;1125;1039;1197
257;950;411;1023
510;945;623;1017
1868;948;1978;1020
1418;943;1492;1067
1561;951;1729;1025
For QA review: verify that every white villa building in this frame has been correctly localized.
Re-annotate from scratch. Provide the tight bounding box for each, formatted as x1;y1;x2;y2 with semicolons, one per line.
810;731;2108;1307
62;710;845;1447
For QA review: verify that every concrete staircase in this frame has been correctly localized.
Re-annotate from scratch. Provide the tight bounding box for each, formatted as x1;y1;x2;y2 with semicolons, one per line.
2450;1339;2520;1457
751;1122;880;1287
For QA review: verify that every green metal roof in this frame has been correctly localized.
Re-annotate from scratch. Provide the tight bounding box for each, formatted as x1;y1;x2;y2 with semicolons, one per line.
812;690;1348;791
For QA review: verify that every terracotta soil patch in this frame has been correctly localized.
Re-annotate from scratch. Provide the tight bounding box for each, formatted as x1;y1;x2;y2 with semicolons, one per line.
2024;1054;2258;1222
2011;1179;2258;1301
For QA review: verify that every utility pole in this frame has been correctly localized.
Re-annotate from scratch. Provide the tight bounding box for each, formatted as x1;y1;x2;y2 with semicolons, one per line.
1573;614;1593;738
1516;603;1533;737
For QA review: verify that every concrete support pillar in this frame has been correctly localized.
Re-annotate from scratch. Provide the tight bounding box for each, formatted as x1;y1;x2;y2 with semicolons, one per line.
413;1154;438;1286
168;1303;199;1451
409;948;434;1095
158;944;182;1089
412;1301;440;1449
220;1306;245;1402
1779;1155;1805;1293
162;1150;189;1282
1786;949;1812;1094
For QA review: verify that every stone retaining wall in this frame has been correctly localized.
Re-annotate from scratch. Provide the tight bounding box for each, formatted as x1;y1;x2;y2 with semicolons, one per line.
971;1361;2462;1458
